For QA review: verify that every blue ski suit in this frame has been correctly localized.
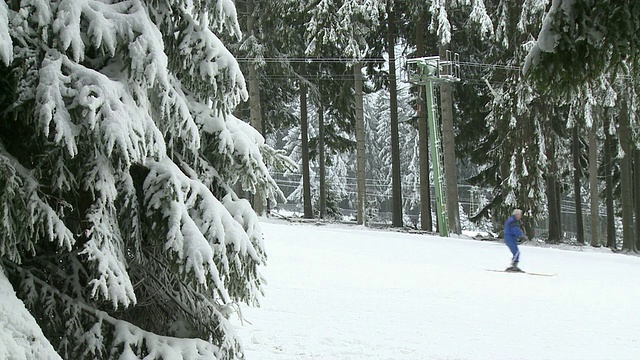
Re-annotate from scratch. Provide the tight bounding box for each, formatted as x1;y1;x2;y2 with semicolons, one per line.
504;215;524;264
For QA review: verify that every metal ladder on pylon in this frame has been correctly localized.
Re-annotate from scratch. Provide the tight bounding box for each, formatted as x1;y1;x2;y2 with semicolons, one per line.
405;51;459;237
426;82;449;237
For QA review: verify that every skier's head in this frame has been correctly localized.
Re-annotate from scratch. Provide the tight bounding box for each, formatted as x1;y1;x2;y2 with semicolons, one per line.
512;209;523;220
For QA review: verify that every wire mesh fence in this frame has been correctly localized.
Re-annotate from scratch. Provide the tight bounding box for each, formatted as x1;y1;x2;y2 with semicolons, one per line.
269;171;613;243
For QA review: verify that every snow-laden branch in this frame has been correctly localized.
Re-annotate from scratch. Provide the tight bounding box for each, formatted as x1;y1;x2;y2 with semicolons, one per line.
429;0;451;45
469;0;494;38
209;0;242;38
4;260;224;360
523;0;576;75
2;0;270;356
192;98;284;202
429;0;493;46
0;144;75;264
162;11;248;112
54;151;138;309
0;1;12;65
37;52;167;161
144;158;264;303
52;0;169;86
0;266;61;360
304;0;379;59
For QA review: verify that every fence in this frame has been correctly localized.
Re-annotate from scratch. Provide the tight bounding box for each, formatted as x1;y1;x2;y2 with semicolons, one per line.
270;171;613;243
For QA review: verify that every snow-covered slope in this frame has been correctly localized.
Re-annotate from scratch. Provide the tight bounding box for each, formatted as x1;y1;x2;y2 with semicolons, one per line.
234;220;640;360
0;267;61;360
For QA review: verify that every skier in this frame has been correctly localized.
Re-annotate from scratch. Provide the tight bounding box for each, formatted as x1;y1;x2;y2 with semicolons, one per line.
504;209;527;272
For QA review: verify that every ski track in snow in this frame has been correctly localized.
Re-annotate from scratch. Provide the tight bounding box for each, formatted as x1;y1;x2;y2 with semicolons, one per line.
233;219;640;360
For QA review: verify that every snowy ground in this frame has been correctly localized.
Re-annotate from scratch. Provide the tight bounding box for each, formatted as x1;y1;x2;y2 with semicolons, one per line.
233;219;640;360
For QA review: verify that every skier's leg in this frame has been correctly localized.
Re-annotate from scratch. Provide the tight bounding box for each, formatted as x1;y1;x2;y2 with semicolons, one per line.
506;239;520;267
512;244;520;266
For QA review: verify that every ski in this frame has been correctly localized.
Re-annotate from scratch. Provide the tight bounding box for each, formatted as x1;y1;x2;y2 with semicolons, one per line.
486;269;555;277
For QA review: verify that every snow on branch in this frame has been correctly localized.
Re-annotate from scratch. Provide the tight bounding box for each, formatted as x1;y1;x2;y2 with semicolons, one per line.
0;1;12;65
5;261;224;359
209;0;242;39
166;11;248;112
155;75;201;157
430;0;451;45
143;158;266;303
191;99;284;202
3;0;271;355
0;144;75;264
0;266;62;360
37;52;167;162
175;159;268;302
523;0;564;74
304;0;380;59
52;0;169;87
469;0;493;38
79;159;137;309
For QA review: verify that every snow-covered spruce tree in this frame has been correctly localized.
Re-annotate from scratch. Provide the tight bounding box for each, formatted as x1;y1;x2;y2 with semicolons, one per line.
424;0;493;234
319;152;352;219
396;86;422;221
304;0;380;225
610;72;639;252
282;113;318;213
525;1;640;250
464;0;550;236
0;0;283;358
364;87;420;223
565;76;617;245
283;102;352;219
524;1;640;89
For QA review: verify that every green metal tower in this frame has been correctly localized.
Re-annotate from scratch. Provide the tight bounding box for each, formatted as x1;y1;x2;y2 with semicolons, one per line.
406;52;460;237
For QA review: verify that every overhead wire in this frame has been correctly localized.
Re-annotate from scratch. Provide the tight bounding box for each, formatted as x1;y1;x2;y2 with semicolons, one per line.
235;57;636;82
233;57;527;86
235;57;523;71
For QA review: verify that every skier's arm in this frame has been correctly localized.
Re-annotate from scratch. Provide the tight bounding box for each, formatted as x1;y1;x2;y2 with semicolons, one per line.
510;221;524;238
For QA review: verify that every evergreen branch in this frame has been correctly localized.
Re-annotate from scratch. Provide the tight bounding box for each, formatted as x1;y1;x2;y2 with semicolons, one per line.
469;191;503;223
2;258;224;359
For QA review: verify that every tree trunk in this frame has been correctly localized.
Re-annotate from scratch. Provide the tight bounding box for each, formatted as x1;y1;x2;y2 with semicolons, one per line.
246;0;264;215
439;43;461;234
619;99;635;252
588;118;600;247
318;101;326;219
500;155;509;220
387;0;403;227
300;65;313;219
634;148;640;250
546;135;561;243
416;19;433;231
354;62;366;225
233;102;245;197
556;180;563;235
572;126;585;244
603;118;616;249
